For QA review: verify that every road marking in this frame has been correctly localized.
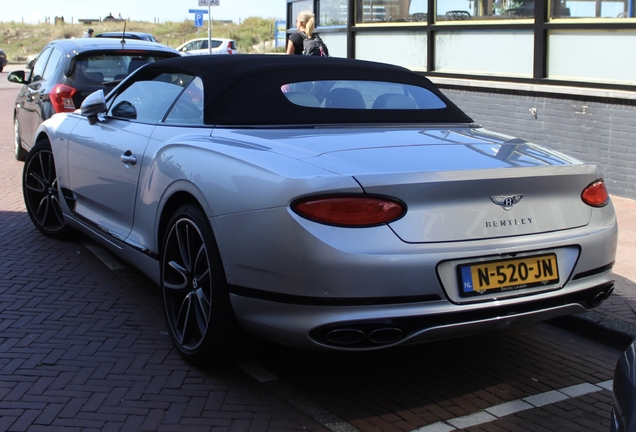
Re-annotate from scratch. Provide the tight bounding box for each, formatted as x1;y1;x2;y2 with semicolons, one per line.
81;239;616;432
413;380;613;432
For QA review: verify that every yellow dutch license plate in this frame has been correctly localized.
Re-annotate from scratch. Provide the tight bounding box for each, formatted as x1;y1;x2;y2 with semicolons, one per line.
459;253;559;297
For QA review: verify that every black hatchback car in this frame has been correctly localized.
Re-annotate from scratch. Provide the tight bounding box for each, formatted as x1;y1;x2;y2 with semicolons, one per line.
94;31;157;42
7;38;181;161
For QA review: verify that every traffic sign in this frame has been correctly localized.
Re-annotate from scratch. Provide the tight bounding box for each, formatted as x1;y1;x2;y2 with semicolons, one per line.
198;0;220;6
194;13;204;27
188;8;208;13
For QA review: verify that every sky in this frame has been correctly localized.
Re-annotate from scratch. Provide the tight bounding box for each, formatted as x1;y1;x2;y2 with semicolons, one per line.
5;0;286;25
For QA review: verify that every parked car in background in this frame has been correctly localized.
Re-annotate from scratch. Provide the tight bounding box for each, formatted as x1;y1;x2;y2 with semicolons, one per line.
23;55;617;365
0;49;7;72
612;339;636;432
94;31;157;42
176;37;237;55
7;37;180;161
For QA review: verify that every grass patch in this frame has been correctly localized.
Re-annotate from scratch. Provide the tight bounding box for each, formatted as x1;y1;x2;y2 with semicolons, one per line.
0;17;281;60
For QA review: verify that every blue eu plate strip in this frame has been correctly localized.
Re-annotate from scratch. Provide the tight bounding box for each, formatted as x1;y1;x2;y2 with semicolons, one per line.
461;266;473;292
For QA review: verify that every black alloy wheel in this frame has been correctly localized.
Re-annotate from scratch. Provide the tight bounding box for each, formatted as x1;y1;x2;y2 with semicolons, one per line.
161;203;246;365
22;140;70;239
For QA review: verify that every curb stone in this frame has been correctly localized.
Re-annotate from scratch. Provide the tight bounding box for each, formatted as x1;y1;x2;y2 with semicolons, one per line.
549;311;636;351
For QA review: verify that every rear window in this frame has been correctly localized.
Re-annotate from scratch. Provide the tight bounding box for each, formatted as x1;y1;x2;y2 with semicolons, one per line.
71;53;178;84
281;80;447;110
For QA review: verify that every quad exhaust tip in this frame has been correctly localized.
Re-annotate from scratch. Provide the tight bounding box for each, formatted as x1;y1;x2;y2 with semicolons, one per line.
320;285;616;347
324;327;405;346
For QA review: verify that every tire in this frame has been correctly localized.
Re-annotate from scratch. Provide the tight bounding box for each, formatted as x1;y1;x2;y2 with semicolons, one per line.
22;139;71;239
161;203;247;365
14;118;28;161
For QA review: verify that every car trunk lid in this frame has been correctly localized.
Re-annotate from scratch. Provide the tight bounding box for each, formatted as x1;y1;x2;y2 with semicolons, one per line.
292;127;596;243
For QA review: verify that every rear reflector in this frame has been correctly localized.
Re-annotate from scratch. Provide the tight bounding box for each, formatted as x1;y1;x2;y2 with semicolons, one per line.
293;195;405;227
581;179;609;207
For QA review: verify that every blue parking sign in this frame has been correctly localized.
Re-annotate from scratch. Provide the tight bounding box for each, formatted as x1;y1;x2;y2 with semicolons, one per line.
195;13;204;27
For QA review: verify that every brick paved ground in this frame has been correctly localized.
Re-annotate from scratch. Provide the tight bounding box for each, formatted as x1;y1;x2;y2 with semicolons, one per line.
0;87;327;431
551;196;636;350
253;319;620;432
2;66;636;432
598;196;636;322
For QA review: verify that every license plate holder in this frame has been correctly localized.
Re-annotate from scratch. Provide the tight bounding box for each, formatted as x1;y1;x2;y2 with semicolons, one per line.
459;253;559;297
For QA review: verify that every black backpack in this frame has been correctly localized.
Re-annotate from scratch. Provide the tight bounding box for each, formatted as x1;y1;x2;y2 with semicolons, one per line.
300;32;329;57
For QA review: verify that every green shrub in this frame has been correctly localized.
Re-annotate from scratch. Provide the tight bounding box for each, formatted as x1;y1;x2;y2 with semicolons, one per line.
0;17;280;60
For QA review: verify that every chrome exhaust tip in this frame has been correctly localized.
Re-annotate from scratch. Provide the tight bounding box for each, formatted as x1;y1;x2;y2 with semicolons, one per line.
325;329;366;345
367;328;405;344
322;326;406;347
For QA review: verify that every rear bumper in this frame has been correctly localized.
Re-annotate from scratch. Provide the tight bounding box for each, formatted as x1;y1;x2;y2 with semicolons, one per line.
230;275;614;350
222;199;617;350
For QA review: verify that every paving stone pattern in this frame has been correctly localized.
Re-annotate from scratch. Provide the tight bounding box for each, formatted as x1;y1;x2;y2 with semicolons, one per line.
253;321;620;432
603;196;636;322
2;79;636;432
0;87;327;431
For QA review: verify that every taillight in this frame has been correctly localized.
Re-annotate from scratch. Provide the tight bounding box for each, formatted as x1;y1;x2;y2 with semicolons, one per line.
581;179;609;207
227;45;233;54
293;195;405;227
50;84;77;113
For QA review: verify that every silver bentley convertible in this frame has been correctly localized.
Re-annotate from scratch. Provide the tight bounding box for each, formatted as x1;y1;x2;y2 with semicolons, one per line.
23;55;617;364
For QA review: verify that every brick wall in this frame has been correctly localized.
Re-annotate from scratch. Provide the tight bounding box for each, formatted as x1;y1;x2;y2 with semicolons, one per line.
437;85;636;200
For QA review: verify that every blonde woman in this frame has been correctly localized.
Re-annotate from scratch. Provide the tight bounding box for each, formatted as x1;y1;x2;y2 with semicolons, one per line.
286;10;316;55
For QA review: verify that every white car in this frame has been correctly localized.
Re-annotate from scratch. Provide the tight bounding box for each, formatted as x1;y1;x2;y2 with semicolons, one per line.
176;37;237;55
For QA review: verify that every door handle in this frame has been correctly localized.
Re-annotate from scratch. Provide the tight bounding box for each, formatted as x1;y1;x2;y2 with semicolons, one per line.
120;150;137;166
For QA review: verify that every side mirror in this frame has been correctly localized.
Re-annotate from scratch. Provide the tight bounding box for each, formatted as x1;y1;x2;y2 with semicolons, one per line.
80;90;107;125
7;70;26;84
111;101;137;120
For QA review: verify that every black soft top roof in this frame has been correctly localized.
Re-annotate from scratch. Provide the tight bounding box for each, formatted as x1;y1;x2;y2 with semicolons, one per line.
140;54;474;126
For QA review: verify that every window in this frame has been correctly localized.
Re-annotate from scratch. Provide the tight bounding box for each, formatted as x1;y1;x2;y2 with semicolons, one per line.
318;0;348;25
290;0;313;27
435;0;632;21
353;0;428;23
30;47;52;82
281;80;447;110
551;0;632;19
356;0;419;23
436;0;534;22
164;77;204;125
354;0;537;23
72;53;176;84
108;72;194;123
42;48;63;81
